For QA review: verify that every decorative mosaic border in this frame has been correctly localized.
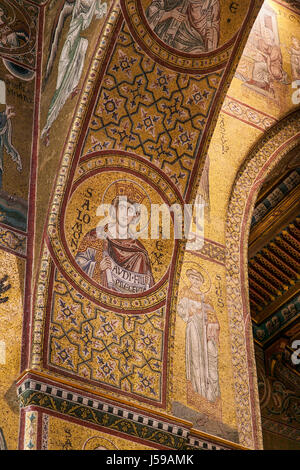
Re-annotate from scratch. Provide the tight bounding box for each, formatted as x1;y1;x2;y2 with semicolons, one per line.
222;96;277;132
187;436;228;451
253;293;300;344
18;380;188;435
22;410;38;450
31;245;52;367
17;373;239;450
41;413;49;450
0;224;27;258
187;238;226;265
225;109;300;449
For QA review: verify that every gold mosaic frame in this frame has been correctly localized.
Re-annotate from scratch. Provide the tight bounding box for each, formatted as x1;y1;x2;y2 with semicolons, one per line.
225;109;300;449
31;1;123;368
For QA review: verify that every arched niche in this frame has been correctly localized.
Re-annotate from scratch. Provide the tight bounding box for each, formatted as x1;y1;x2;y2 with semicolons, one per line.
225;109;300;449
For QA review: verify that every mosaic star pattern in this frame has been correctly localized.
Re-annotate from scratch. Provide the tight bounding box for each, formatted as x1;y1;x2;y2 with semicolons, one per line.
83;23;222;197
48;270;165;402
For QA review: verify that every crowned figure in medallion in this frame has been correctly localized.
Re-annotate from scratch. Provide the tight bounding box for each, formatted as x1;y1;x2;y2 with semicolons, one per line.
145;0;220;53
75;181;154;294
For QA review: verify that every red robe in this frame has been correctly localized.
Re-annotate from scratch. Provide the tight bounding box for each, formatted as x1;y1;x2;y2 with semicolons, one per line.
75;228;154;291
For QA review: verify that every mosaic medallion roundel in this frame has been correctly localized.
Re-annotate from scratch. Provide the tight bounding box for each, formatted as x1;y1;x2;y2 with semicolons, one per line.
57;153;180;313
121;0;254;73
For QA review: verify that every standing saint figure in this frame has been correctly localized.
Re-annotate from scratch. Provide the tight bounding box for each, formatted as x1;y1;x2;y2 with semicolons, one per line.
75;182;154;294
177;268;220;403
41;0;107;143
145;0;220;53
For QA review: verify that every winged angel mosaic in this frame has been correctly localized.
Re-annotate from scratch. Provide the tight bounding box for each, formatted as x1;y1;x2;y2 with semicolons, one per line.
41;0;107;143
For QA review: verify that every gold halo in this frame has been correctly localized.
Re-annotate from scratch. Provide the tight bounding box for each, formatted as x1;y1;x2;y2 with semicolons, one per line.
102;178;151;207
82;436;118;450
181;261;211;294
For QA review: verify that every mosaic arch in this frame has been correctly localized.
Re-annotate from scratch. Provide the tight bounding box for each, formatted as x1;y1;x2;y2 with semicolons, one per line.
27;0;265;434
225;108;300;449
8;0;298;451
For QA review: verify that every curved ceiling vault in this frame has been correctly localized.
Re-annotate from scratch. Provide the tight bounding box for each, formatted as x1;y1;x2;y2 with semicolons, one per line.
0;0;299;452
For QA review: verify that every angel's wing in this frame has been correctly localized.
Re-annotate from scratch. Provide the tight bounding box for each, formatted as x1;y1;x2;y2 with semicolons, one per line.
43;0;75;87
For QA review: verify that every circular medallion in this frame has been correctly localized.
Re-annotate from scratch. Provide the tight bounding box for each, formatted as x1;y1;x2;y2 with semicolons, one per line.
0;0;36;57
121;0;254;74
50;152;182;313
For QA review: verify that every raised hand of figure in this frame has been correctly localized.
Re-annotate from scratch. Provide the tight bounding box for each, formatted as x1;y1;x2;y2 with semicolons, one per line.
99;256;112;271
5;105;15;119
172;8;186;22
162;7;186;24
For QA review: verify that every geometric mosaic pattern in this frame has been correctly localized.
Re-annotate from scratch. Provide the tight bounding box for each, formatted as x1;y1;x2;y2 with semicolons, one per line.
0;225;27;258
47;269;165;403
83;23;222;197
